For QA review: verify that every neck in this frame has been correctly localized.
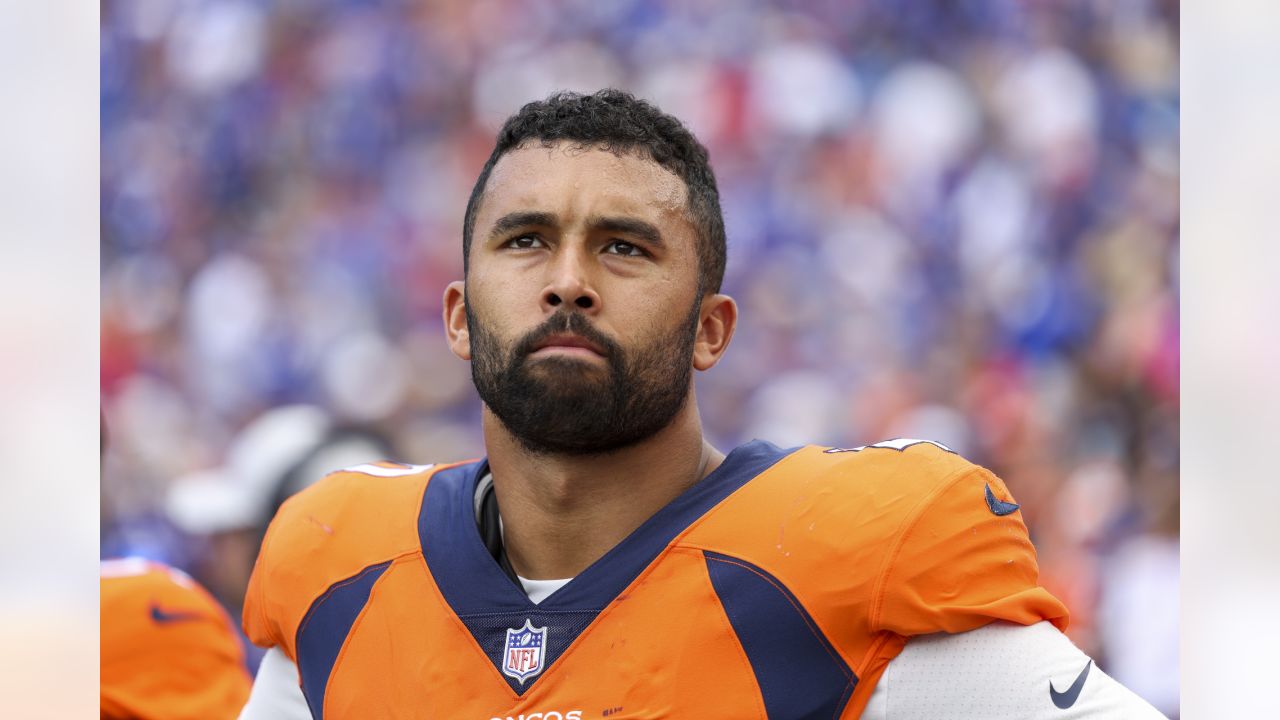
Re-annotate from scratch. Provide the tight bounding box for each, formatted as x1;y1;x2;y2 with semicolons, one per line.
483;391;724;580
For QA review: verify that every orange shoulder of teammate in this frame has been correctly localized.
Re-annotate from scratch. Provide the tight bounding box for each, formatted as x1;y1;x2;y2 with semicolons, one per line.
242;461;445;661
100;558;251;720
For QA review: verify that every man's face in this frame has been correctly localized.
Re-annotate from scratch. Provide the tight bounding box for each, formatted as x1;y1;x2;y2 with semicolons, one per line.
457;143;706;456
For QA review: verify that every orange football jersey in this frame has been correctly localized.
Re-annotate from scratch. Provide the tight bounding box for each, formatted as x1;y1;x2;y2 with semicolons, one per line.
101;558;252;720
244;440;1068;719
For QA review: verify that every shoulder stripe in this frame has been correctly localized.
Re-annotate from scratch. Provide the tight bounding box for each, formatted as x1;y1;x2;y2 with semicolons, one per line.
704;550;857;719
295;561;392;719
824;438;955;454
338;463;434;478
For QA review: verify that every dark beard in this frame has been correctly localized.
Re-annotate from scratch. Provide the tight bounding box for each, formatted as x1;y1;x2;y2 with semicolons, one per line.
468;301;700;456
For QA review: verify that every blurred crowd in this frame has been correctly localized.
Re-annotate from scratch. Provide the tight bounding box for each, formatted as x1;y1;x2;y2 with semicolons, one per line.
100;0;1179;713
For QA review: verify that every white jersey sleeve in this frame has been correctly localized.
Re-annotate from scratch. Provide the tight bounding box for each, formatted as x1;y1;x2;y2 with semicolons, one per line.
862;621;1168;719
238;646;313;720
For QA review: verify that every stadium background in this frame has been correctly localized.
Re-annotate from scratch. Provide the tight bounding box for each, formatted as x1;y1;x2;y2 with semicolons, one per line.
100;0;1179;715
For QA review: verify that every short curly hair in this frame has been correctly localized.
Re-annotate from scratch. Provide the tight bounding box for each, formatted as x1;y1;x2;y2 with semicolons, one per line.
462;89;727;294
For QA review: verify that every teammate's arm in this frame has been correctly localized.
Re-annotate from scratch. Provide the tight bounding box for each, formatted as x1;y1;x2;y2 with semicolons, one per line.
238;647;313;720
861;621;1167;719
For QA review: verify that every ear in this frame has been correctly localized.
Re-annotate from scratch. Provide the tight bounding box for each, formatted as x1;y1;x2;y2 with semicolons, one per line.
442;281;471;361
692;293;738;372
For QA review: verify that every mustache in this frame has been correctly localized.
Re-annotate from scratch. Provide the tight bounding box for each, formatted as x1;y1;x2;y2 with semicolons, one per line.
512;311;621;362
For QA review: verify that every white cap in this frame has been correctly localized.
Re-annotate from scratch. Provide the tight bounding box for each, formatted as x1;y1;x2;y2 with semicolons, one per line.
166;405;332;535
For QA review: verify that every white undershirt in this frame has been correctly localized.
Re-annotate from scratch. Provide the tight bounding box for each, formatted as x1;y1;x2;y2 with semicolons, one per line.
518;574;572;605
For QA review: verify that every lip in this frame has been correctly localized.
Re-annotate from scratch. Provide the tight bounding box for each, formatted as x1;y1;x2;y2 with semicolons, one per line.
530;333;605;358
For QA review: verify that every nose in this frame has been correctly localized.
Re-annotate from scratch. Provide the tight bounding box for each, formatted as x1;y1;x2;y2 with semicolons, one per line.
541;247;600;314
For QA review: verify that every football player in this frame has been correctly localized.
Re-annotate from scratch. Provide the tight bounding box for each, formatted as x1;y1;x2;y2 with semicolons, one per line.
101;411;254;719
101;557;252;719
238;90;1165;719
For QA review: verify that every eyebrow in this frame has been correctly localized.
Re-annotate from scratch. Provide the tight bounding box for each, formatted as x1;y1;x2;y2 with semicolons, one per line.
590;216;665;248
489;211;558;239
488;211;665;249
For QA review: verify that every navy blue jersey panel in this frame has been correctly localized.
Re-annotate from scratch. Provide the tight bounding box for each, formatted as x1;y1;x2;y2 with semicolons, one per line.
704;551;856;720
459;609;598;694
294;560;392;720
419;461;531;613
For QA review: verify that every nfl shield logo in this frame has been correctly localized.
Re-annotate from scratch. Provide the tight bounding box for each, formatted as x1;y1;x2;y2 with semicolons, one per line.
502;619;548;684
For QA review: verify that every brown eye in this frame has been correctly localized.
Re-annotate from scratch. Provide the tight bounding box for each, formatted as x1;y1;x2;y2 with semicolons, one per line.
605;240;644;257
505;234;545;250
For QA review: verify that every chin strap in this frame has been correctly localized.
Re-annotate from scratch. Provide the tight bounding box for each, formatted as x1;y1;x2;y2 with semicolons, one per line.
475;469;520;583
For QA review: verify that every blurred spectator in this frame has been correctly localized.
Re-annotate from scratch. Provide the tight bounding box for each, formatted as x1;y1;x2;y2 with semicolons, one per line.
164;405;392;617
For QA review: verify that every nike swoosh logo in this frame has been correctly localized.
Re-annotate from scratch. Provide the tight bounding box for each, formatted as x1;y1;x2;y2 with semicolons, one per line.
150;604;204;624
984;484;1020;516
1050;659;1092;708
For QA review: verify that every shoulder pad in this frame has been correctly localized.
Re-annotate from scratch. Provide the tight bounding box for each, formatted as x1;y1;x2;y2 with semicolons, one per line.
242;461;460;657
